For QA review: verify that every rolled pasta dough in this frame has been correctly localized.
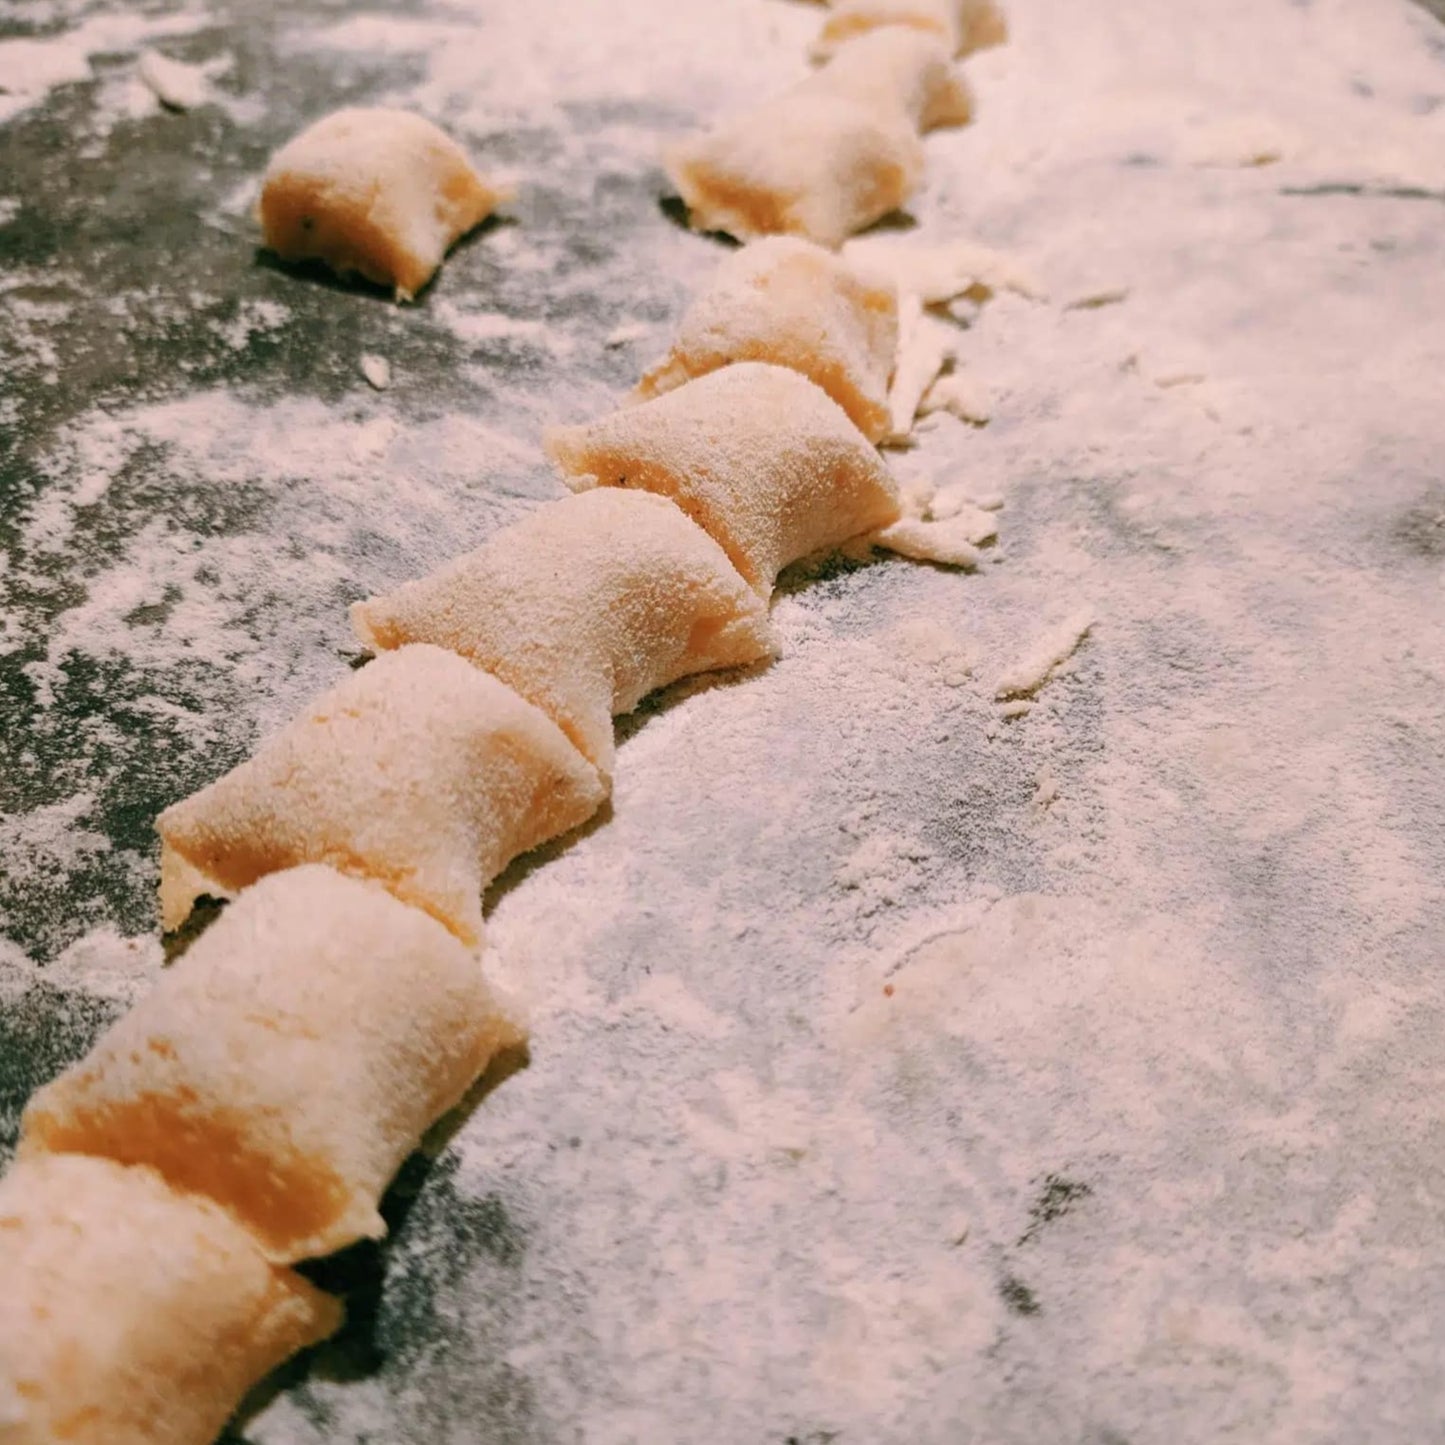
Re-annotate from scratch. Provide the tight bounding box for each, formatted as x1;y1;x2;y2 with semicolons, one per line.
546;362;902;596
22;866;518;1264
0;1155;339;1445
664;88;923;249
156;644;605;945
635;237;899;444
352;490;776;776
259;107;507;301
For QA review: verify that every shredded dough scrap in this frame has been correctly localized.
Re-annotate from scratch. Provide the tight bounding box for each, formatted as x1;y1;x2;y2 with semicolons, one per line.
352;490;776;777
0;1155;340;1445
804;26;975;133
258;108;508;301
663;88;923;249
813;0;1009;61
22;866;519;1264
545;362;902;596
634;237;899;444
156;644;606;945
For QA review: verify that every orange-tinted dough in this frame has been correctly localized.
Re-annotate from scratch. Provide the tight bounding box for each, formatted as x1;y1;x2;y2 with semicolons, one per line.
22;866;518;1264
0;1155;339;1445
352;490;776;776
156;644;605;945
664;88;923;248
635;237;898;444
546;362;902;596
813;0;1009;60
805;26;975;133
259;107;507;301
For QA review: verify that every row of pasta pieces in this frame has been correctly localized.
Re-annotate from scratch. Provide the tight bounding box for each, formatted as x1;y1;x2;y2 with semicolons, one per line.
258;0;1007;300
0;252;995;1443
0;3;1014;1434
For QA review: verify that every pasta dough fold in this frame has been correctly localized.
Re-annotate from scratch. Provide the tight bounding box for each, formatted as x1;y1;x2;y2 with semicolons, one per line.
259;107;507;301
352;490;776;776
546;362;902;596
0;1155;339;1445
22;866;518;1264
664;88;923;248
156;644;605;945
635;237;898;444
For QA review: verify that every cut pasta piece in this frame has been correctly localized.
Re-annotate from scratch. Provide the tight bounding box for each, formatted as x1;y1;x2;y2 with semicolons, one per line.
545;362;902;596
664;88;923;248
805;27;974;133
156;645;605;944
634;237;898;445
259;107;508;301
22;866;518;1264
813;0;1009;60
352;491;775;777
0;1155;339;1445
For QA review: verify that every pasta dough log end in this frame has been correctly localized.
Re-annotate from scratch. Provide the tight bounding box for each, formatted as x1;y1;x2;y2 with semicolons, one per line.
0;1155;340;1445
23;866;522;1264
351;489;777;776
258;107;507;301
813;0;1009;61
663;92;924;250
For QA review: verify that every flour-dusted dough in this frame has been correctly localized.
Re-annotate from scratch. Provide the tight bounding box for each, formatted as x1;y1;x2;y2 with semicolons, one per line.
0;1155;339;1445
813;0;1009;60
22;866;517;1263
156;645;605;945
259;107;508;301
805;27;975;133
635;238;898;445
352;491;776;777
663;88;923;249
546;363;902;596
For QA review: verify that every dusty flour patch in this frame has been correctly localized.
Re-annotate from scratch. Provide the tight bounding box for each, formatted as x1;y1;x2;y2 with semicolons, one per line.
2;0;1444;1440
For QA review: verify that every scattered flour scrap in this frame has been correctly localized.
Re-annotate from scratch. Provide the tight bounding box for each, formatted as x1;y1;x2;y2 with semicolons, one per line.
1064;286;1129;312
136;51;209;110
843;235;1046;304
930;484;1003;519
0;198;19;226
919;370;989;425
885;294;960;444
867;515;981;568
994;608;1094;699
1032;762;1059;809
1183;114;1295;169
360;353;392;390
604;322;651;348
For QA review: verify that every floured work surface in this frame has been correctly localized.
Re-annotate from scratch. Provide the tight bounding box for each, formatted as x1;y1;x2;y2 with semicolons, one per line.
2;0;1445;1441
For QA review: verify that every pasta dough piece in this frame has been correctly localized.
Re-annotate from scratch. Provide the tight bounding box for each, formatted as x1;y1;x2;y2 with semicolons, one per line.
813;0;1009;60
22;866;517;1264
156;645;605;945
352;490;776;777
0;1155;339;1445
634;237;898;445
664;88;923;248
258;107;507;301
545;362;902;596
804;26;974;133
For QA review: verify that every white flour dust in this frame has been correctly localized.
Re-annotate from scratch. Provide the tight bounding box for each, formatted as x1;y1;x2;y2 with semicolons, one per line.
2;0;1444;1440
